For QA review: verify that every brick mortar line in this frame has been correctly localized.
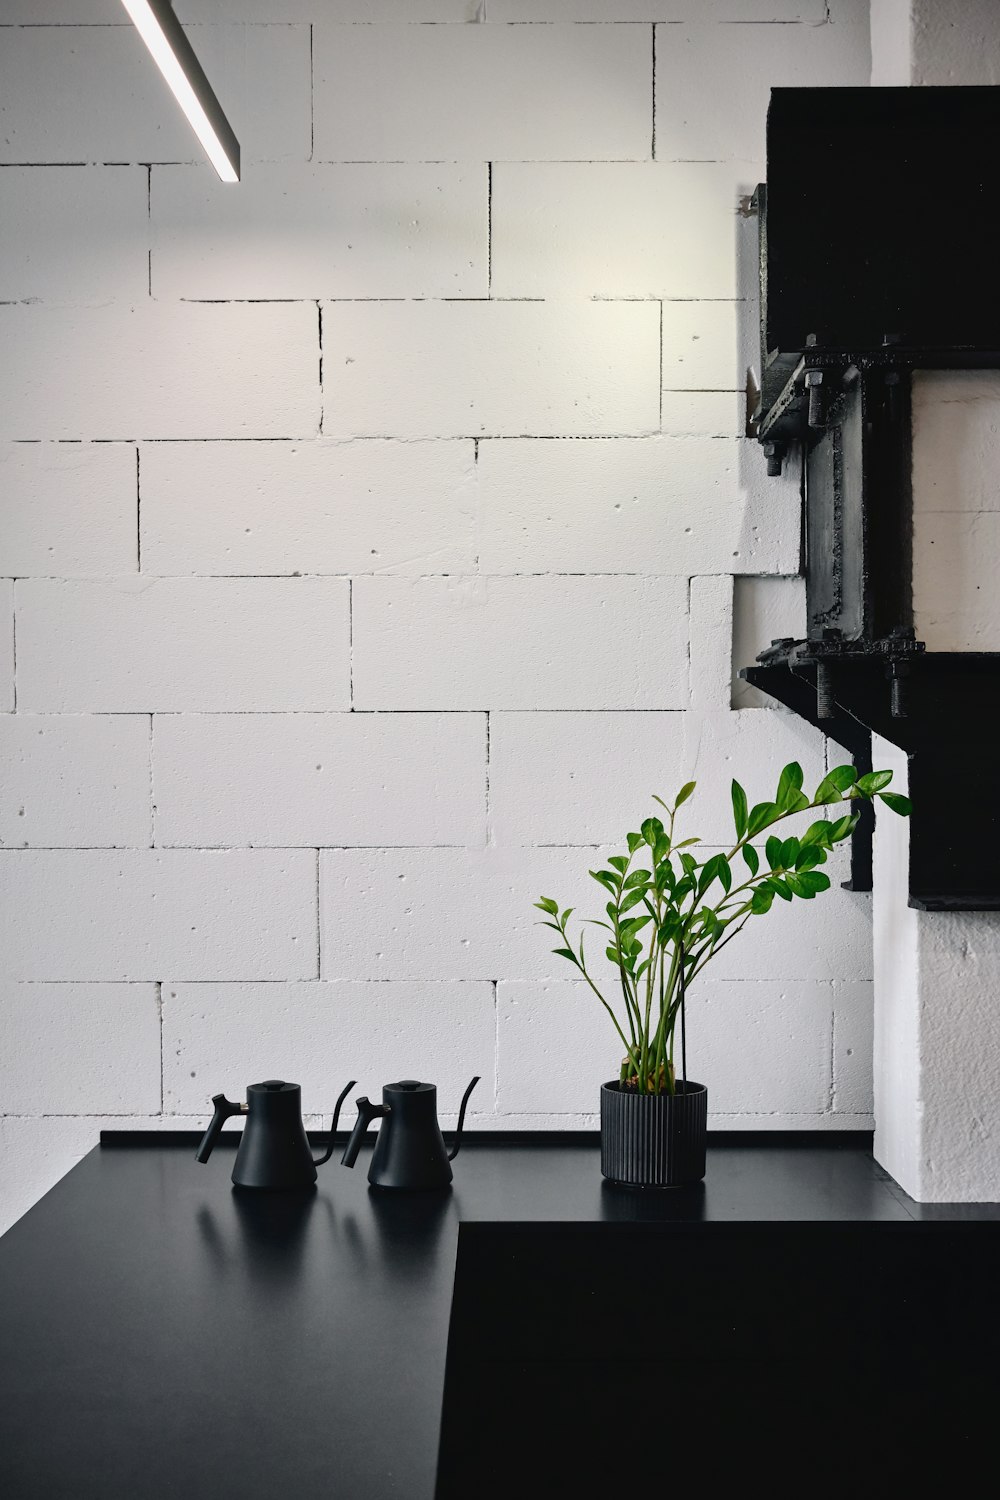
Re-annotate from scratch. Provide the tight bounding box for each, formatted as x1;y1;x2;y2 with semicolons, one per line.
157;981;163;1115
5;978;859;988
315;849;322;980
651;23;657;160
147;712;155;847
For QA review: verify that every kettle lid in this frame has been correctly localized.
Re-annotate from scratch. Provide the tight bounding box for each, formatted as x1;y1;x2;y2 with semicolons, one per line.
387;1079;433;1092
249;1079;300;1093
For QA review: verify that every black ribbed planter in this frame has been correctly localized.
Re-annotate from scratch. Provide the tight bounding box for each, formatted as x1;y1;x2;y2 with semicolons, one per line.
600;1080;708;1188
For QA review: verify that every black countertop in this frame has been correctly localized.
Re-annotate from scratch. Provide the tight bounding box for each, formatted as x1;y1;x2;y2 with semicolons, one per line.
1;1132;997;1499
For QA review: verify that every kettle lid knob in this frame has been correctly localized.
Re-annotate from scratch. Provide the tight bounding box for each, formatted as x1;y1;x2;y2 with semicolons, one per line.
261;1079;289;1091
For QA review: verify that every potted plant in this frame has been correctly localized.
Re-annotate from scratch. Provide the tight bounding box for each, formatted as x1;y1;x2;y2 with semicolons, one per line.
535;760;911;1188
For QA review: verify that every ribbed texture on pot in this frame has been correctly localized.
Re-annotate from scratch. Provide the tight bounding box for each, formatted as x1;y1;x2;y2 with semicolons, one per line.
600;1081;708;1187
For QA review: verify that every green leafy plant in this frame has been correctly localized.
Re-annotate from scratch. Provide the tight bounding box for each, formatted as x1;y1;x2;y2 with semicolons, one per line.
535;761;911;1096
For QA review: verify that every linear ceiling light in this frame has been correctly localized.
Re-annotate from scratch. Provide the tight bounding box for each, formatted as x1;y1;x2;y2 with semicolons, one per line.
120;0;240;182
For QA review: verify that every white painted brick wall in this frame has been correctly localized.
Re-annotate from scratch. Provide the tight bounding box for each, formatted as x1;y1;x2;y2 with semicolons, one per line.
313;23;653;162
320;843;868;985
0;167;148;305
661;391;747;437
0;444;138;577
352;576;690;709
0;714;150;848
0;24;311;164
0;303;320;441
491;163;737;300
0;983;160;1113
138;439;477;577
689;575;736;711
493;3;826;18
488;709;826;846
661;300;742;393
1;1;876;1228
152;712;486;848
162;981;494;1116
477;437;800;577
321;301;661;438
150;164;488;301
0;581;13;714
16;578;351;712
0;849;317;981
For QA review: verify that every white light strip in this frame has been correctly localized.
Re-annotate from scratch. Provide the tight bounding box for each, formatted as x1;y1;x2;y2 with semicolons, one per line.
121;0;239;182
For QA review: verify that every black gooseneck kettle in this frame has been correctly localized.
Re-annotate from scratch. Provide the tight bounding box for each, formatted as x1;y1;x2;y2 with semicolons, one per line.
196;1078;356;1191
341;1076;480;1190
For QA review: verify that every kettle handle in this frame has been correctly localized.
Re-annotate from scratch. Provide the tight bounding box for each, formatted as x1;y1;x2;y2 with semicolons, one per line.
310;1079;358;1167
340;1097;390;1169
446;1076;481;1162
195;1094;244;1164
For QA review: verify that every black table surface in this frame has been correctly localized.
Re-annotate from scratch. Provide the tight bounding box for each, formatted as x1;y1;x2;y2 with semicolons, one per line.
1;1131;997;1500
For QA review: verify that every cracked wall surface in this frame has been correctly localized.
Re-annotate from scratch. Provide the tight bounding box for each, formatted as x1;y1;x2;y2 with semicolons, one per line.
0;0;872;1233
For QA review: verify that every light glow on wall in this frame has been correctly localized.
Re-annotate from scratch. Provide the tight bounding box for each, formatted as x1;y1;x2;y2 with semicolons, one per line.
120;0;240;183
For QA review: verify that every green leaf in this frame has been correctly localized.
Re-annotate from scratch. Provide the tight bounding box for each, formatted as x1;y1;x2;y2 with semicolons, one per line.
747;801;780;836
785;789;811;812
878;792;912;816
815;765;858;803
784;873;814;899
767;877;793;902
674;837;701;848
623;869;651;889
829;814;856;843
679;852;698;877
620;914;652;938
776;761;804;809
560;908;574;925
675;781;696;809
856;769;893;796
654;862;675;891
731;779;748;839
552;948;579;963
651;795;669;811
607;855;628;874
605;947;624;968
640;816;665;847
751;887;774;916
766;835;783;870
742;843;760;876
653;835;671;863
795;845;824;871
590;869;618;892
779;836;800;869
534;897;559;916
697;854;726;899
626;832;644;854
619;887;648;913
801;819;833;848
796;870;831;894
